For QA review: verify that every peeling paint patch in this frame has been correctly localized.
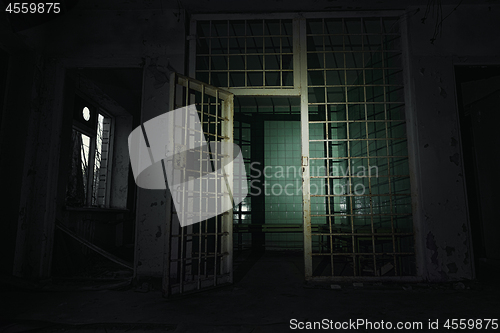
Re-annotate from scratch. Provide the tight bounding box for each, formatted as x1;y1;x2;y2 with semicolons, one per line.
156;226;162;238
426;232;439;265
450;137;458;147
439;86;447;98
449;153;460;166
424;143;429;148
151;202;158;207
445;246;455;256
148;65;169;89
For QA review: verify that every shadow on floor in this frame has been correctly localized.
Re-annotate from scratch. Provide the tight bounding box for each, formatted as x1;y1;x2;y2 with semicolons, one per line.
1;251;499;333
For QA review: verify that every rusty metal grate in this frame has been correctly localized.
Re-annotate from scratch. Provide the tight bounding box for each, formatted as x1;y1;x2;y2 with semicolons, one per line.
305;17;415;278
195;19;294;89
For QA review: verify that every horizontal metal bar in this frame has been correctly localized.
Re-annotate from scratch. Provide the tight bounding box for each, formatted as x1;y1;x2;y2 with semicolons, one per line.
197;52;294;57
192;11;404;22
309;101;404;105
198;113;230;121
170;253;229;263
311;252;415;256
197;35;292;39
202;133;229;140
234;223;304;232
176;74;233;100
197;69;294;73
310;193;411;197
306;33;400;37
307;67;402;72
306;50;401;54
308;120;405;123
309;138;407;142
310;175;410;179
192;13;300;21
307;84;404;88
227;88;301;96
171;232;229;237
306;276;421;282
311;213;411;217
311;233;413;237
309;156;408;160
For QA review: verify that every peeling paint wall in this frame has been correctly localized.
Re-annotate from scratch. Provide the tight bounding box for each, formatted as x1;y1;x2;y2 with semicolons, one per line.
405;5;500;281
1;4;186;278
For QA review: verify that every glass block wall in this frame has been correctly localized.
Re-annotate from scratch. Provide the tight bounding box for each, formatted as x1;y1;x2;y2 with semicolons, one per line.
306;17;415;277
264;121;302;249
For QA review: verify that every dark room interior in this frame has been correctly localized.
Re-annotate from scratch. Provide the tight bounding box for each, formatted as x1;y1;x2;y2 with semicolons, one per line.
1;0;499;332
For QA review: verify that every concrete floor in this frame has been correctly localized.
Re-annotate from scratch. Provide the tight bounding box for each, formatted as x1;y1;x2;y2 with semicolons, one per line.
1;251;499;333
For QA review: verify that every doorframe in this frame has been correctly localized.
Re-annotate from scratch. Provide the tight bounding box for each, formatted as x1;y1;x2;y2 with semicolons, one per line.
188;10;421;282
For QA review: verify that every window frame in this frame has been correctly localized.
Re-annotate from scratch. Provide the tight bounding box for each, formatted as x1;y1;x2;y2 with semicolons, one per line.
69;92;115;208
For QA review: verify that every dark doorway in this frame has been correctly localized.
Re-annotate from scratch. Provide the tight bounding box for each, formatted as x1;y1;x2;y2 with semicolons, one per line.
455;65;500;280
52;68;142;279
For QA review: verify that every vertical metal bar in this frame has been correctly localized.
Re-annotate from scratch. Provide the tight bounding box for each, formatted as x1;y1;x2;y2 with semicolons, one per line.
262;19;266;87
186;82;195;284
321;19;335;276
222;93;234;283
381;17;397;276
293;18;301;90
299;18;313;279
244;20;248;87
203;184;208;279
360;18;377;276
342;18;357;277
189;18;197;78
204;94;210;279
209;20;212;86
227;20;230;87
279;19;283;88
178;80;191;293
162;72;177;297
213;89;219;286
197;84;205;289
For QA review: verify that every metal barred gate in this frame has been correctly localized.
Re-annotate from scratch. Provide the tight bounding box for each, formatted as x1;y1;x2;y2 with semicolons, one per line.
175;12;417;285
162;73;234;296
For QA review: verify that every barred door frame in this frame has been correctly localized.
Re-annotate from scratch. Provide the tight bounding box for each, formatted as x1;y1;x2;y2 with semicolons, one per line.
188;11;421;283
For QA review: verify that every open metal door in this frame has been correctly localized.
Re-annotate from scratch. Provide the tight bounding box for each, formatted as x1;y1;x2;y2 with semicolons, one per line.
162;73;234;297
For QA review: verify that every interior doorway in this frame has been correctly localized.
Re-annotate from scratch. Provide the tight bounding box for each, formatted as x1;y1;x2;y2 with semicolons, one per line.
232;97;304;279
455;65;500;279
52;68;141;278
190;15;416;283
